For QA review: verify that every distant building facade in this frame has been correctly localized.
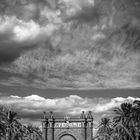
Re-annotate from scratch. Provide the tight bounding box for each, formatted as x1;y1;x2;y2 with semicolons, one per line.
42;111;93;140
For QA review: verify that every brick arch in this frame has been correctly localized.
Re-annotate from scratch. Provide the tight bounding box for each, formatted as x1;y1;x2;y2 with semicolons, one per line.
42;111;93;140
56;130;78;140
58;134;76;140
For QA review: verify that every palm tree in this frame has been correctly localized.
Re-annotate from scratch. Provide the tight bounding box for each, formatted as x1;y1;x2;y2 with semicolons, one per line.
0;107;21;140
0;106;43;140
11;121;25;140
26;125;42;140
131;100;140;140
97;117;112;140
6;110;20;140
0;106;7;140
0;122;6;140
113;102;135;140
32;126;42;140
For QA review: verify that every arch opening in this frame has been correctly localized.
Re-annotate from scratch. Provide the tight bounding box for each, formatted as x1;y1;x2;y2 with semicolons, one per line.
59;134;76;140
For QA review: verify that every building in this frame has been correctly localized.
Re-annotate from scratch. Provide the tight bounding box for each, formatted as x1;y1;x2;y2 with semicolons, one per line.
42;111;93;140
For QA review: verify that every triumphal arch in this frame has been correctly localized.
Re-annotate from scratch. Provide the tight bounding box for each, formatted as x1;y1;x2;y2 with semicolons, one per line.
42;111;93;140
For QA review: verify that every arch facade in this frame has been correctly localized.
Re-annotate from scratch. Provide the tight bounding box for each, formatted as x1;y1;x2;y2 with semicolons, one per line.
42;111;93;140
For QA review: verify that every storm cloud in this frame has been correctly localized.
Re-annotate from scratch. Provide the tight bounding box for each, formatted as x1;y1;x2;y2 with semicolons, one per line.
0;0;140;89
0;0;64;64
0;13;60;64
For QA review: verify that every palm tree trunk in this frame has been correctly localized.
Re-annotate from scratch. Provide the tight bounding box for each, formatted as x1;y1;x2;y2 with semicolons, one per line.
6;130;9;140
8;131;12;140
135;126;139;140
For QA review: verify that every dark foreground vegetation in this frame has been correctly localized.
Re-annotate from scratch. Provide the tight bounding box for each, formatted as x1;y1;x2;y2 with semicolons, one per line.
94;99;140;140
0;106;42;140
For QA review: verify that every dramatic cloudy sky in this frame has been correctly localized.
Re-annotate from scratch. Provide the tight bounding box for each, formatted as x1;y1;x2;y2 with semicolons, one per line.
0;0;140;127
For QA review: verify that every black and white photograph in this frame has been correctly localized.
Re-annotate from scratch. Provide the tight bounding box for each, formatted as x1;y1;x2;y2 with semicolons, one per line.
0;0;140;140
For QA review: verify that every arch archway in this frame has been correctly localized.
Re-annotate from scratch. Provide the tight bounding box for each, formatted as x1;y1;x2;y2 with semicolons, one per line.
42;111;93;140
59;134;76;140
